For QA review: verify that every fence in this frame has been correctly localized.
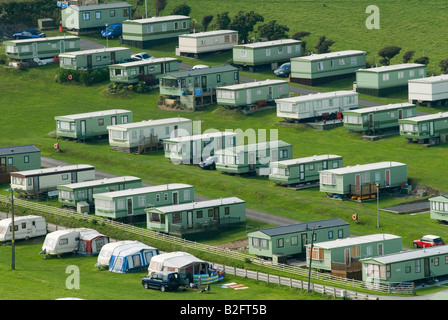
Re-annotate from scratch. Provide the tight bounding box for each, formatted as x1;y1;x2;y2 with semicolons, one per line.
0;194;415;297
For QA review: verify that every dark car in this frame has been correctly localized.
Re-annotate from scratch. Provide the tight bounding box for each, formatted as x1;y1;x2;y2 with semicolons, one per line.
13;29;46;39
274;62;291;77
199;156;218;170
101;23;122;39
141;271;179;292
413;235;445;248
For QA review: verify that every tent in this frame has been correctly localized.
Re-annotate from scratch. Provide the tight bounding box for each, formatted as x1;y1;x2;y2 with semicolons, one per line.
95;240;136;269
77;229;109;256
108;241;159;273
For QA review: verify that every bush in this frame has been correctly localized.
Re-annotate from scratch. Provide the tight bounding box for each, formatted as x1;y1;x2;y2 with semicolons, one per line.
55;68;109;86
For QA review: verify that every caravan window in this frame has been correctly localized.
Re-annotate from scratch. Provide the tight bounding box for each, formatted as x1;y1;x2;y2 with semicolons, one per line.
10;225;18;232
132;255;142;267
59;238;68;245
172;213;182;223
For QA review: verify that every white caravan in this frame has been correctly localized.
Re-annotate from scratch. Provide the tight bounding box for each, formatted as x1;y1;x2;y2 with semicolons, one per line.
0;215;47;241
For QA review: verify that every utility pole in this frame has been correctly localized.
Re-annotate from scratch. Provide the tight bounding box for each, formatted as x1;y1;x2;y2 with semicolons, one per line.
376;183;380;228
10;188;15;270
307;226;315;293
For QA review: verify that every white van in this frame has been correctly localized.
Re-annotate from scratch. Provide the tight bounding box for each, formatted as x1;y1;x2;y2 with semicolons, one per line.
0;215;47;241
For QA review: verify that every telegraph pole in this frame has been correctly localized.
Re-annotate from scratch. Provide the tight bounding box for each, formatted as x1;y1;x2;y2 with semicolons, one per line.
307;226;315;293
10;188;15;270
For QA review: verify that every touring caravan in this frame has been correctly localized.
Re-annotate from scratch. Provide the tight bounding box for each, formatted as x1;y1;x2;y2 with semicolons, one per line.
0;215;47;241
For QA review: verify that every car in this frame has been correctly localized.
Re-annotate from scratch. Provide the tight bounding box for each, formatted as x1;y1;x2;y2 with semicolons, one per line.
131;52;153;60
192;64;209;69
101;23;122;39
199;156;218;170
141;271;179;292
413;235;445;248
274;62;291;77
13;29;46;39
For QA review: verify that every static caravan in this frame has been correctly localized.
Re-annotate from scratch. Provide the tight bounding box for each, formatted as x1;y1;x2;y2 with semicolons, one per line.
61;2;132;33
55;109;133;140
146;197;246;236
0;215;47;242
59;47;132;71
289;50;367;86
10;164;95;197
319;161;408;198
361;245;448;286
429;194;448;222
4;36;80;64
57;176;142;211
108;117;193;153
343;103;417;134
269;154;343;186
122;15;191;49
159;65;239;110
0;145;41;183
107;241;159;273
163;131;237;164
177;30;238;58
276;91;358;121
148;251;219;286
355;63;427;96
306;234;402;279
40;228;109;257
248;218;350;261
108;57;181;85
215;140;293;175
399;112;448;145
408;75;448;107
93;183;195;220
216;80;289;113
232;39;302;71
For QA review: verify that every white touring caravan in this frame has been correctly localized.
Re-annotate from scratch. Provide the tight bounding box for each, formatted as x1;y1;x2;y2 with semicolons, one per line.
40;228;109;258
0;215;47;241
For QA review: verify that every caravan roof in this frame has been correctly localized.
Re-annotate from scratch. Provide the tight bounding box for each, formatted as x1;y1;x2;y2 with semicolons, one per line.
148;251;204;271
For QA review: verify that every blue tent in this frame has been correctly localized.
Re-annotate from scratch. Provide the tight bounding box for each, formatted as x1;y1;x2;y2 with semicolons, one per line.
108;242;159;273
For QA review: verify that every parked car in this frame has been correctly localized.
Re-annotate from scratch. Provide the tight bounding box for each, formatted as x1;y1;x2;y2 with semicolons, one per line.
141;271;179;292
131;52;153;60
13;29;45;39
199;156;218;170
274;62;291;77
101;23;122;39
413;235;445;248
192;64;209;70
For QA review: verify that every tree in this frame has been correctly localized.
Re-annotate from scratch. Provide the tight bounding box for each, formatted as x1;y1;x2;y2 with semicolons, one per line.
402;51;415;63
440;59;448;74
292;31;311;53
378;46;401;66
258;20;289;41
229;10;264;44
202;15;213;32
414;56;430;65
314;35;334;54
154;0;167;17
171;3;191;16
216;12;231;30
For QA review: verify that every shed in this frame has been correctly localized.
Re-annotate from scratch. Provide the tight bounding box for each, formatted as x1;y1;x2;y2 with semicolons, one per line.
159;64;239;109
107;241;159;273
163;131;237;164
399;112;448;145
57;176;142;210
429;194;448;222
306;234;403;279
215;140;293;174
408;75;448;107
146;196;246;236
93;183;195;219
319;161;408;198
177;30;238;58
343;102;417;134
0;145;41;183
59;47;132;71
269;154;343;186
108;57;181;85
355;63;427;96
216;79;289;113
61;2;132;33
289;50;367;86
122;15;191;49
248;218;350;259
232;39;302;71
276;90;358;121
108;117;193;153
55;109;133;140
4;36;80;62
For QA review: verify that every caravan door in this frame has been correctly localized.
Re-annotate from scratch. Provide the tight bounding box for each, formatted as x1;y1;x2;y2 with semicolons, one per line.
126;198;133;215
80;120;86;137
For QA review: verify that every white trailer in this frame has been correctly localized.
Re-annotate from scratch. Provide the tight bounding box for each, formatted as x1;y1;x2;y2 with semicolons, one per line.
0;215;47;241
408;75;448;107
